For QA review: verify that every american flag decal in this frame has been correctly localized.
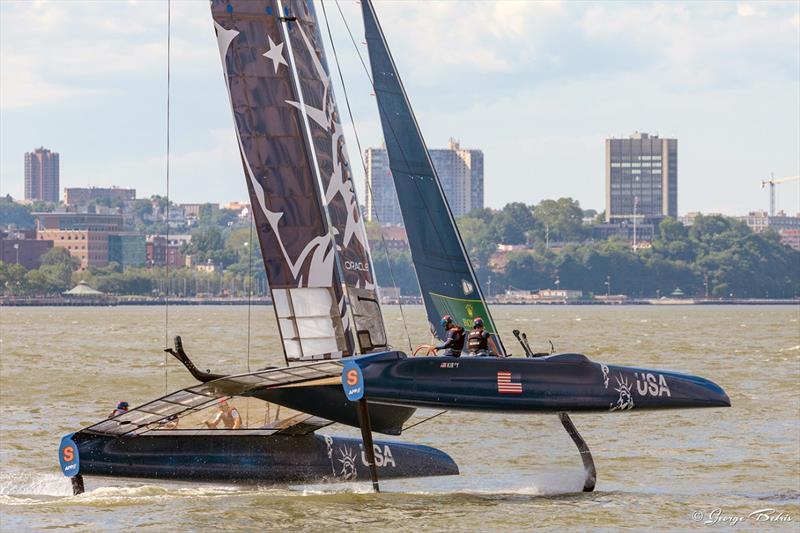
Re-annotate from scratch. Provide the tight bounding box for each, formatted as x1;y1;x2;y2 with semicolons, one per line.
497;371;523;394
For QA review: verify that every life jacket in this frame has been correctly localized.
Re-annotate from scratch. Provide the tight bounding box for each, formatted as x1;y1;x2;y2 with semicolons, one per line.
447;326;465;355
467;329;489;354
220;407;240;428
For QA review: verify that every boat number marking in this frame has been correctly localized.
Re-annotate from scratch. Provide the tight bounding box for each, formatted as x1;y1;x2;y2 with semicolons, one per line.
440;362;459;369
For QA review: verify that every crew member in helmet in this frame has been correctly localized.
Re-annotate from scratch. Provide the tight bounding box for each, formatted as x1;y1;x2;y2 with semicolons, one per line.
109;401;129;418
466;317;493;356
435;315;465;357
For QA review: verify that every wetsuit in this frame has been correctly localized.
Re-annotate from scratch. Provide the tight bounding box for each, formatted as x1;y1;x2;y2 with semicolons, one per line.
467;328;491;356
436;326;465;357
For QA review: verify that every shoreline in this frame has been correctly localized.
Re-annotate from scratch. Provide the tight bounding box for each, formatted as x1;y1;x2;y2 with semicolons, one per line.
1;297;798;307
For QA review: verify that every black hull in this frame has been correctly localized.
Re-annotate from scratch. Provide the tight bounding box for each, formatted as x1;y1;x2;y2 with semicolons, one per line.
353;351;731;412
69;431;458;484
252;386;415;436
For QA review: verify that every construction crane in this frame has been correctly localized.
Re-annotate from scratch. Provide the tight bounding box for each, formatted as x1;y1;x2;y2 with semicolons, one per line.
760;174;800;216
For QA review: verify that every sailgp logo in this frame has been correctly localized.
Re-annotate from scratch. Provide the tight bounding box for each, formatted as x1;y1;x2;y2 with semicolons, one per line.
461;279;474;295
344;260;369;272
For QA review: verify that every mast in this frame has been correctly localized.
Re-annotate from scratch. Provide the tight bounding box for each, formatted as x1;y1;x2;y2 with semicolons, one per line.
276;0;358;356
360;0;506;354
278;0;389;355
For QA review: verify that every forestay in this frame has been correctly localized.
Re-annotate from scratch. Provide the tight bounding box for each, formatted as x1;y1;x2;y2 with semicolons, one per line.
360;0;505;354
210;0;387;360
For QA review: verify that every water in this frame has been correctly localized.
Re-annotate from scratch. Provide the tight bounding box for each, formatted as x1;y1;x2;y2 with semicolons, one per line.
1;305;798;531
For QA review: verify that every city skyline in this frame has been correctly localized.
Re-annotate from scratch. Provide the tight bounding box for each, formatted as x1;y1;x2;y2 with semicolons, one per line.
1;1;799;216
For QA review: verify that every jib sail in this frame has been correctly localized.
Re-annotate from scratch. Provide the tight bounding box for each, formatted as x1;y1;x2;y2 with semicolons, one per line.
361;0;505;354
211;0;386;361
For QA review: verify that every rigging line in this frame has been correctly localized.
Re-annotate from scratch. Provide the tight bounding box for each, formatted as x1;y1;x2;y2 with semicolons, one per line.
164;0;171;395
246;208;254;372
401;410;448;433
333;1;462;313
335;0;505;352
333;0;462;279
321;0;412;352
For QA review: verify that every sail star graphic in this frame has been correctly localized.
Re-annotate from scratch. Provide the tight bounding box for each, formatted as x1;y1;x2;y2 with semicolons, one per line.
263;36;288;73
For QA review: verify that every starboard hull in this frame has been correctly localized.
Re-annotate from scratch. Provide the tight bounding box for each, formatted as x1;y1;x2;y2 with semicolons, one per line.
351;351;731;413
67;431;458;484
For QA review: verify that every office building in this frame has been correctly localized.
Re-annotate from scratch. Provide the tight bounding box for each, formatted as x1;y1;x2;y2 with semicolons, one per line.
740;210;800;250
365;139;484;225
108;233;147;268
0;230;53;269
605;133;677;223
37;229;112;269
146;235;187;268
33;212;125;269
24;147;60;203
63;187;136;208
33;212;123;232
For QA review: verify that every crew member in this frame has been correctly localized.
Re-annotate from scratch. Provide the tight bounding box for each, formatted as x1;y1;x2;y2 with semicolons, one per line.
204;399;242;429
161;414;179;429
436;315;465;357
466;317;492;356
109;401;129;418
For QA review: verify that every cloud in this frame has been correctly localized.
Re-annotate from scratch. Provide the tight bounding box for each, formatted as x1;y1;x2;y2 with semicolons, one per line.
1;1;797;216
0;0;215;109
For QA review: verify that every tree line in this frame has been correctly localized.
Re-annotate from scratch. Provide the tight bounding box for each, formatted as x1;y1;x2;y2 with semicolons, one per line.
370;200;799;299
3;196;798;299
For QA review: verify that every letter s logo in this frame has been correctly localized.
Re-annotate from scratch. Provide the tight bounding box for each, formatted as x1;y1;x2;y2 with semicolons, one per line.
346;369;359;387
63;446;74;463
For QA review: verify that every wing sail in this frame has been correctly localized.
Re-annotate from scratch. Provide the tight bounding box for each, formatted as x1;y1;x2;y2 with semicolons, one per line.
211;0;387;359
212;0;352;361
281;0;388;352
360;0;505;354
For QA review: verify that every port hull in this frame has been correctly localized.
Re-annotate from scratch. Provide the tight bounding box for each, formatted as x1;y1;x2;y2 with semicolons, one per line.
70;431;458;483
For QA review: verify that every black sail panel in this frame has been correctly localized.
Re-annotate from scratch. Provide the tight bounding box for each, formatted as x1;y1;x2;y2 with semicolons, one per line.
211;0;354;361
361;0;505;354
282;0;387;352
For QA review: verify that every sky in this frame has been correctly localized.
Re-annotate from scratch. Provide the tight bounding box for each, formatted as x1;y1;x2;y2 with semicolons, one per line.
1;0;799;216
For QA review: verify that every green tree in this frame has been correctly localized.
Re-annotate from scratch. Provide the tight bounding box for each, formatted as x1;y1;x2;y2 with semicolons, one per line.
0;196;35;228
490;203;536;245
0;261;28;295
40;247;81;270
532;198;589;243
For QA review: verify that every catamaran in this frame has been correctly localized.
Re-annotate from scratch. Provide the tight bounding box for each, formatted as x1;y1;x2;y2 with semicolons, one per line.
59;0;729;495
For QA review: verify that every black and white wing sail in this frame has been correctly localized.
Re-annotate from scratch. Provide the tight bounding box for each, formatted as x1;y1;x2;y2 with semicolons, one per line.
211;0;387;360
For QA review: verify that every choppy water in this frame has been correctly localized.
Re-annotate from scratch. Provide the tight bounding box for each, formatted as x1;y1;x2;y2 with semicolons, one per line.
1;305;798;532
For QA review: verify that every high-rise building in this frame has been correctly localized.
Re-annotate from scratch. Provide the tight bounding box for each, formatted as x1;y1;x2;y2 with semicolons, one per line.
605;133;677;223
25;147;60;203
365;147;402;225
365;139;484;225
